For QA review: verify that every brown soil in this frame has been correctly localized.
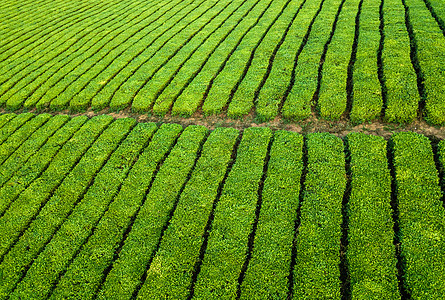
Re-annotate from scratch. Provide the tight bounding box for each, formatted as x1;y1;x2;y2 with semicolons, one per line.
3;107;444;139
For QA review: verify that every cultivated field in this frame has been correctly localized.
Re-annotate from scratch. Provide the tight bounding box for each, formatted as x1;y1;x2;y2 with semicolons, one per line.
0;0;444;124
0;113;444;299
1;0;445;297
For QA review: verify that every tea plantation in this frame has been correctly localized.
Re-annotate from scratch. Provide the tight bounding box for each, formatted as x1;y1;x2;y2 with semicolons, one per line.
0;0;444;124
0;113;443;299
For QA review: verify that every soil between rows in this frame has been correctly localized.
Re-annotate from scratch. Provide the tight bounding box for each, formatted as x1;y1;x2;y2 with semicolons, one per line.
4;107;443;139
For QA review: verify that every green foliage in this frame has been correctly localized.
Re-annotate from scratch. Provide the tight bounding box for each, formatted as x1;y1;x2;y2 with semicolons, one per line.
137;127;239;299
171;0;275;117
346;132;400;299
0;114;69;188
103;0;231;112
0;0;442;121
0;0;88;58
227;0;305;118
292;132;345;299
0;113;51;165
0;113;16;131
2;0;141;111
0;113;34;144
404;0;445;125
283;0;343;121
382;0;419;123
0;0;119;109
0;117;138;298
240;130;303;299
71;0;206;112
17;1;146;108
318;0;361;120
22;0;166;109
255;0;323;121
118;0;244;114
0;115;87;217
202;0;289;116
0;0;102;69
152;0;260;116
391;132;445;298
424;0;445;30
193;127;272;299
48;123;181;299
0;115;112;259
98;125;207;300
350;0;382;124
0;112;445;299
11;119;158;300
43;0;189;111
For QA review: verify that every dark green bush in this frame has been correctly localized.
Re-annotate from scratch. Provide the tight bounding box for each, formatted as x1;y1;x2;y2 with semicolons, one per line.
255;0;323;122
404;0;445;125
350;0;382;123
0;117;134;299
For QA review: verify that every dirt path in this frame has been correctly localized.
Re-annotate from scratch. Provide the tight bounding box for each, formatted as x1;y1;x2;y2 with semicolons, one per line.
3;107;444;139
